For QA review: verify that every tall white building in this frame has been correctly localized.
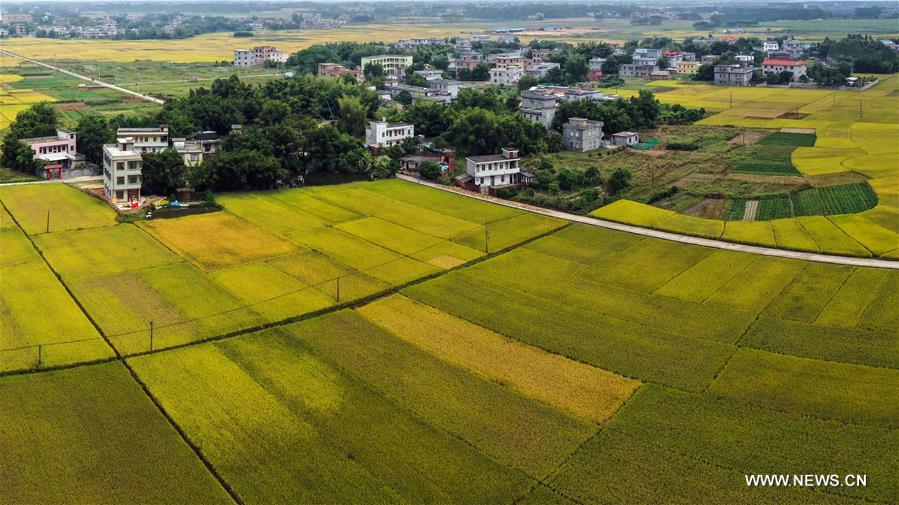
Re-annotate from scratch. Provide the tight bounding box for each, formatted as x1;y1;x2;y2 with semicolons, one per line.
366;120;414;147
116;126;169;153
102;138;143;205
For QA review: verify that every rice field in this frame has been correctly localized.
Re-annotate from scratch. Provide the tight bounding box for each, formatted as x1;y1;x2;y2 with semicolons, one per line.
0;179;562;368
1;179;895;504
603;74;899;258
0;72;57;130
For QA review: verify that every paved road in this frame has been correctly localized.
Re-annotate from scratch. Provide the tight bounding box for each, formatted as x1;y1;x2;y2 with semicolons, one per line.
1;49;165;105
397;174;899;270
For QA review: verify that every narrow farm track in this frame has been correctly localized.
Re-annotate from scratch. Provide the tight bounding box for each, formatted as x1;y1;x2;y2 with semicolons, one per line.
397;175;899;269
0;49;165;105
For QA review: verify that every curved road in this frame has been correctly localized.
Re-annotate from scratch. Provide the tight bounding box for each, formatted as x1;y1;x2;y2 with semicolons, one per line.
0;49;165;105
397;175;899;270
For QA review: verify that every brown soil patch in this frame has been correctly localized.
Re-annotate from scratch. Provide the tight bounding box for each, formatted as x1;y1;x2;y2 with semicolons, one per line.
55;102;88;111
690;198;730;220
121;96;144;102
776;111;810;120
806;171;868;188
728;130;767;145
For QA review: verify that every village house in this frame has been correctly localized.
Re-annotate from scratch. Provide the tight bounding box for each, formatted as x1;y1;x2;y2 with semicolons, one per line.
762;59;807;81
102;137;143;205
428;79;470;99
233;46;288;66
776;39;805;58
360;55;413;80
399;148;456;175
172;139;203;167
462;147;522;191
588;57;606;81
701;54;720;65
413;69;444;81
384;82;431;100
488;52;528;69
365;120;414;148
116;125;169;153
520;88;558;128
612;131;640;146
619;63;655;78
763;40;780;54
649;69;673;80
489;66;523;86
318;62;363;81
526;62;560;79
676;61;700;74
633;48;662;65
20;129;78;170
562;118;604;152
714;64;754;86
735;54;754;64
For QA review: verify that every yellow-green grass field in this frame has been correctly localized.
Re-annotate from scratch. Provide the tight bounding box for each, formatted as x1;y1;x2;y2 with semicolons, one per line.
0;179;562;369
601;75;899;258
0;362;233;504
2;182;897;504
0;72;57;130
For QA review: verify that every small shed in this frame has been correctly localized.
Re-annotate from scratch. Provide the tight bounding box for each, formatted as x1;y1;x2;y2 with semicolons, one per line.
612;131;640;146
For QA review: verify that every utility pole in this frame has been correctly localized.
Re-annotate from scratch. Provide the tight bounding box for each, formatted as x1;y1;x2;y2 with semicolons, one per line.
336;276;341;303
37;345;42;369
46;209;50;233
485;226;489;254
149;321;154;351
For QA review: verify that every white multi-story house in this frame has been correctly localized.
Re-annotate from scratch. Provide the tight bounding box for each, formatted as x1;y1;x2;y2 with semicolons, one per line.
116;126;169;153
526;62;560;79
632;48;661;65
762;59;807;81
102;138;143;205
233;46;288;66
365;120;414;148
428;79;469;99
782;39;803;59
465;148;521;189
414;69;444;81
520;88;557;129
562;118;604;152
763;41;780;52
360;55;413;80
489;66;523;85
736;54;755;63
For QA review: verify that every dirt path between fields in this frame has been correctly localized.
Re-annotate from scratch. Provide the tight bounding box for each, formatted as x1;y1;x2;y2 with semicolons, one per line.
397;175;898;269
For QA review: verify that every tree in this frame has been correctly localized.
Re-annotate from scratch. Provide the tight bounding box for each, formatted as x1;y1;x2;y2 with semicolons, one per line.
194;149;285;191
336;95;369;137
402;101;454;138
607;167;632;194
517;74;539;91
404;73;430;88
76;114;114;165
368;155;399;179
418;160;442;180
657;56;671;69
9;102;57;139
364;63;384;80
395;91;413;106
695;63;715;81
141;149;186;196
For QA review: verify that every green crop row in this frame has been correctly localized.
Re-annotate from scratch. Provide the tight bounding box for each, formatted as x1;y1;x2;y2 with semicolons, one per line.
757;131;818;147
792;183;879;216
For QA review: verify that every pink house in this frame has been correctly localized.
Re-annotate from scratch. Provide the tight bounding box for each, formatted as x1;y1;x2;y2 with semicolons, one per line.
20;130;79;178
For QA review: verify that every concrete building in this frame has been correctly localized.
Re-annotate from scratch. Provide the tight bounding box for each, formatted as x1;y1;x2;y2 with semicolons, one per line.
562;118;604;152
116;125;169;153
384;82;430;101
233;46;286;66
489;66;523;85
520;88;557;129
233;49;256;67
488;52;528;69
762;59;807;81
619;64;655;78
399;148;455;175
676;61;700;74
464;147;521;190
20;130;78;169
365;120;414;148
714;64;754;86
414;69;444;81
763;41;780;53
633;48;662;65
102;138;143;205
360;55;413;80
612;131;640;146
782;39;803;59
172;139;203;166
701;55;720;65
428;79;469;99
526;62;560;79
318;63;363;81
736;54;754;63
649;69;673;80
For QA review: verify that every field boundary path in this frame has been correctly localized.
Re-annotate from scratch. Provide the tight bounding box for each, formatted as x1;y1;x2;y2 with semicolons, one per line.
396;174;899;269
0;49;165;105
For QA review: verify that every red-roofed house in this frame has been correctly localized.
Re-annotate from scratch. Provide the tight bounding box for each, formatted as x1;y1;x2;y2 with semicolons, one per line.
762;59;807;81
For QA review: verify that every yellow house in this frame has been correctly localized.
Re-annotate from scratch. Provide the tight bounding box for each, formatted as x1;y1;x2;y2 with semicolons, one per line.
676;61;700;75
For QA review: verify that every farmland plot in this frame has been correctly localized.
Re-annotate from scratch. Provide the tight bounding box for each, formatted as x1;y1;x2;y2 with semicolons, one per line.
129;331;535;503
0;363;231;505
0;184;116;234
